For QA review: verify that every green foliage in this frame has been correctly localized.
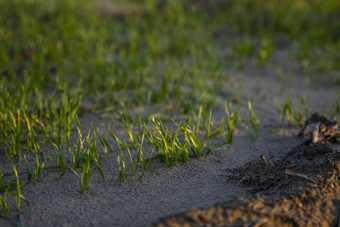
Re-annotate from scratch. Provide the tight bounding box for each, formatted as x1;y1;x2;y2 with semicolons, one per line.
0;79;82;155
1;0;339;155
101;108;226;182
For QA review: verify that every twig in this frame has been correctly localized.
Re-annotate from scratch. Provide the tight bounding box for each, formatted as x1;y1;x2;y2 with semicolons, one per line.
285;169;315;183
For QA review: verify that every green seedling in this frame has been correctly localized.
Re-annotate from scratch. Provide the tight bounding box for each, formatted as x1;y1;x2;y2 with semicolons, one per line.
5;152;23;211
73;135;82;169
149;118;193;166
98;129;113;153
203;111;212;149
202;111;224;154
280;93;294;126
76;124;105;193
124;142;135;176
331;90;340;118
193;106;203;134
292;105;304;126
79;149;91;193
248;101;259;139
79;162;90;194
135;132;145;175
88;124;105;178
72;115;84;169
183;124;203;157
224;102;239;144
283;95;293;126
23;155;33;182
33;152;45;181
151;118;171;165
147;147;156;171
121;112;137;148
0;171;10;213
299;94;310;120
23;110;39;153
107;129;123;152
0;193;9;213
275;94;309;126
117;155;126;183
51;142;66;178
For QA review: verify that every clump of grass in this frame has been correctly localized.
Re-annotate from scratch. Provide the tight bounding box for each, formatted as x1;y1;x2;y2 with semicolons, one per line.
57;117;105;193
146;110;224;167
106;108;224;182
275;94;310;126
146;118;186;166
0;79;82;156
78;124;105;193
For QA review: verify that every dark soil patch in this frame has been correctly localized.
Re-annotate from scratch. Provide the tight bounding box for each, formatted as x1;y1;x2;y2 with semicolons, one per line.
153;142;340;226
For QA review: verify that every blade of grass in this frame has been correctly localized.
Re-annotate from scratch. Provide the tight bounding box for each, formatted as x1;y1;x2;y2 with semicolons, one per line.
5;152;21;211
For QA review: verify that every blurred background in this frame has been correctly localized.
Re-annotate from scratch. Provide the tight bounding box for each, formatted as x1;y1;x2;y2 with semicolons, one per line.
1;0;340;116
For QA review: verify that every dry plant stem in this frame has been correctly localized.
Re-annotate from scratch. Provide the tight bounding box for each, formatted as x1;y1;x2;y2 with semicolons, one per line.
285;170;315;183
312;123;320;143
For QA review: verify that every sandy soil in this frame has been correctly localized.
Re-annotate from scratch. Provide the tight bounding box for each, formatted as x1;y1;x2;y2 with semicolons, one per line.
156;142;340;226
0;58;339;226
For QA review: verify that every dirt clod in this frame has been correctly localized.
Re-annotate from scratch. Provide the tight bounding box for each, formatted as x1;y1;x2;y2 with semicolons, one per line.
154;139;340;226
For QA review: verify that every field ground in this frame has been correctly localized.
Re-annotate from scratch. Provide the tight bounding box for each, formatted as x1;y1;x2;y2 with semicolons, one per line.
0;0;340;226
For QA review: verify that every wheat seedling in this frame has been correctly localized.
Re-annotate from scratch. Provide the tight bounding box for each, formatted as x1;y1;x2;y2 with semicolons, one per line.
224;102;239;144
248;101;259;139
